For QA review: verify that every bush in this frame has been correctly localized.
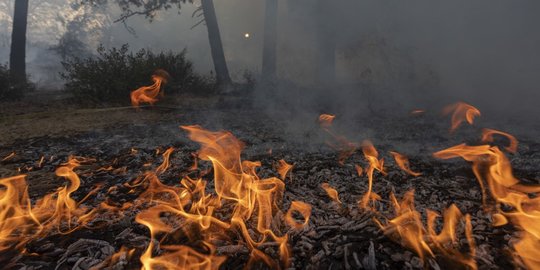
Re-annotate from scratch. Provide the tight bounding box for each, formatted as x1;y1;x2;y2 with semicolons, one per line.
0;64;35;101
61;44;215;105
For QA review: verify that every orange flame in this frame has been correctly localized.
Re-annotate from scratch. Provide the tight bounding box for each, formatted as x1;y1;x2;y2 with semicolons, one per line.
389;151;421;177
318;114;335;128
155;147;174;175
360;141;385;209
284;201;312;230
481;128;518;153
318;114;358;164
276;159;293;180
321;183;341;204
434;141;540;268
442;102;481;132
130;69;170;107
375;190;476;268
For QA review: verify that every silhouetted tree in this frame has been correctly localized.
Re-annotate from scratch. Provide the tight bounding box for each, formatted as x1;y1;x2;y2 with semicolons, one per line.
9;0;29;81
262;0;278;82
85;0;232;87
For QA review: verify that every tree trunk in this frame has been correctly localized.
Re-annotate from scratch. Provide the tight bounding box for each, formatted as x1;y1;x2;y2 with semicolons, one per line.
201;0;231;86
317;0;336;85
9;0;30;81
261;0;278;83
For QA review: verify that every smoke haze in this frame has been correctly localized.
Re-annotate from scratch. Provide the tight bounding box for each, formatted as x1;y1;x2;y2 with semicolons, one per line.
1;0;539;117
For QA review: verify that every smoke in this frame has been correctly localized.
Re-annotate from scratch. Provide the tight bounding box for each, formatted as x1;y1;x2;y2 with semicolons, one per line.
0;0;538;119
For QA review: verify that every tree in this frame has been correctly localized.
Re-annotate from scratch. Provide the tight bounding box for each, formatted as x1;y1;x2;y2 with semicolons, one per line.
261;0;278;83
9;0;29;81
86;0;232;87
316;0;336;85
200;0;231;85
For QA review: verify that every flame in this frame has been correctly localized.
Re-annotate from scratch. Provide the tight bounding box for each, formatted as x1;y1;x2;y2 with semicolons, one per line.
318;114;335;128
389;151;421;177
360;141;385;209
284;201;312;230
130;69;170;107
411;109;425;115
434;139;540;268
481;128;518;153
442;102;481;132
155;147;174;175
276;159;293;180
0;157;95;254
318;114;358;164
131;125;292;268
321;183;341;204
375;190;476;268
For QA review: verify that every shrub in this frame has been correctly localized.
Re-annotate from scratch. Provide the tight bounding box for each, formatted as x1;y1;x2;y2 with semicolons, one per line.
60;44;215;105
0;64;35;101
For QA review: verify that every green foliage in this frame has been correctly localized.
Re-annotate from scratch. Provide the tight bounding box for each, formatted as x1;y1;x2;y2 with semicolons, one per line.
0;64;35;101
60;44;215;105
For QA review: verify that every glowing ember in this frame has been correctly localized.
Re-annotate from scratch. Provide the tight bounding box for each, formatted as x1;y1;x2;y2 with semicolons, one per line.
130;69;170;107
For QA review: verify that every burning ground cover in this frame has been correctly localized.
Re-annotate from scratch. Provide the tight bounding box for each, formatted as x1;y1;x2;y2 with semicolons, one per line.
0;100;539;269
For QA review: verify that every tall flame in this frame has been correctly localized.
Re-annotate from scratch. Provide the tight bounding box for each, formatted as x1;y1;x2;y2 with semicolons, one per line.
434;134;540;268
360;141;385;209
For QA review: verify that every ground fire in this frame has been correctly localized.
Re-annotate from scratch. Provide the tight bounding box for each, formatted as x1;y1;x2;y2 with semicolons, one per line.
1;2;538;269
0;100;538;269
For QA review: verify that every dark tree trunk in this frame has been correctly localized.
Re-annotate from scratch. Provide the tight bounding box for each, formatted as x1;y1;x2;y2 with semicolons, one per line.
262;0;278;82
201;0;231;86
317;0;336;85
9;0;30;81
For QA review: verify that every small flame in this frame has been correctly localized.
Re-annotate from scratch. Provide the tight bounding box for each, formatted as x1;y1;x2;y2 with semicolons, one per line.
130;69;170;107
318;114;335;128
360;141;385;209
284;201;312;230
276;159;293;180
321;183;341;204
442;102;481;132
481;128;518;153
389;151;421;177
155;147;174;175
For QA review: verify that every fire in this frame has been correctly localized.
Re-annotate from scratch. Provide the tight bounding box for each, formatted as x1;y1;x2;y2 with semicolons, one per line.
375;190;476;269
0;157;95;253
481;128;518;153
389;151;421;177
130;69;170;107
442;102;481;132
128;125;292;268
321;182;341;204
284;201;312;230
318;114;335;128
155;147;174;175
434;132;540;268
276;159;293;180
318;114;358;164
360;140;385;209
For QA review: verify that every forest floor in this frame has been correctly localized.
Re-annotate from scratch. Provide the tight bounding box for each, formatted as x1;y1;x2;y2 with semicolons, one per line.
0;91;539;269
